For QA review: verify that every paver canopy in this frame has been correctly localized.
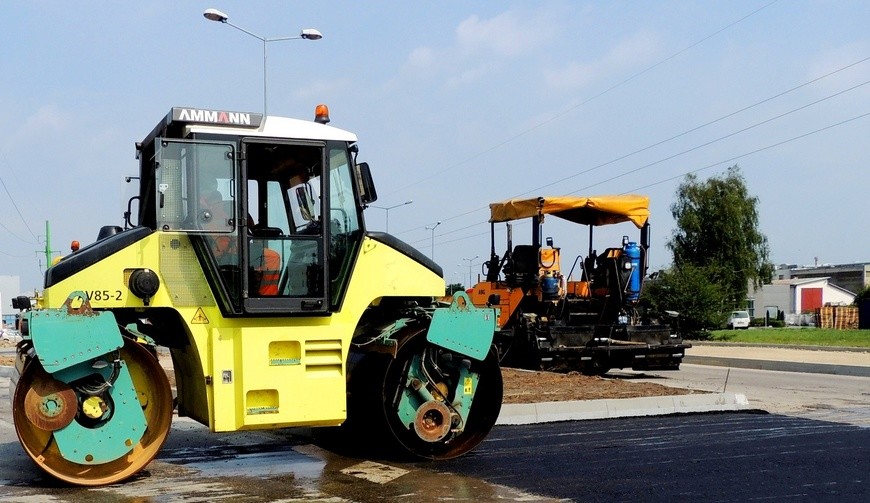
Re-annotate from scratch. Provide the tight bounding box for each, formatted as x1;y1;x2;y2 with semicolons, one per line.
488;195;650;228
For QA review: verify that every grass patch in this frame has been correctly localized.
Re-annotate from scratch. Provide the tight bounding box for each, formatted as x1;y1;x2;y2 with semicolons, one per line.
707;328;870;348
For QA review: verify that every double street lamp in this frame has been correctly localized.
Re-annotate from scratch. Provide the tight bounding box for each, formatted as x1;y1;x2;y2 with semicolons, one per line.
370;200;413;233
462;255;479;288
425;221;441;260
203;8;322;115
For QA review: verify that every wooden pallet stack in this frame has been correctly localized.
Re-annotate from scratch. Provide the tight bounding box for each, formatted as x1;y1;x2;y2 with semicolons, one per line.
816;305;859;329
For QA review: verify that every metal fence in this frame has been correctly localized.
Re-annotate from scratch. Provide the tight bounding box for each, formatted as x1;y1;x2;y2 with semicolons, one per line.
784;313;817;327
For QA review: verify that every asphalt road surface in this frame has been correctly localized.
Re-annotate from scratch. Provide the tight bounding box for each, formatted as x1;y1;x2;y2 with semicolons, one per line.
435;413;869;502
1;412;867;502
2;357;869;502
613;363;870;427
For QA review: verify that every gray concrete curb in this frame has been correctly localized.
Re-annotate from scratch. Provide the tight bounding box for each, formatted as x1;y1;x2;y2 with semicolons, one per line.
496;392;750;425
689;340;870;353
684;355;870;377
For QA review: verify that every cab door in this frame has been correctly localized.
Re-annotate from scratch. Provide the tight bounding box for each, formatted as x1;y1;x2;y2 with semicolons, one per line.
241;140;329;314
154;139;243;310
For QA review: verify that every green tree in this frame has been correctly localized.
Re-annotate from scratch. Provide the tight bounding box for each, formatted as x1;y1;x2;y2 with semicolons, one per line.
446;283;465;295
854;286;870;304
642;264;728;338
668;165;773;308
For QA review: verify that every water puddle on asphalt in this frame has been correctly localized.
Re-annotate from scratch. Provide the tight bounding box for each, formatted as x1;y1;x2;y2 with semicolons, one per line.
184;449;326;478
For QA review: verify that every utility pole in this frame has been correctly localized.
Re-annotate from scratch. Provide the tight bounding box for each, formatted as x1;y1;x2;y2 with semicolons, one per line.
44;220;52;268
39;220;61;270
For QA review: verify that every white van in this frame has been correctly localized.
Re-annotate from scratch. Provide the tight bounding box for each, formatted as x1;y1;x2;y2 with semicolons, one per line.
727;310;751;329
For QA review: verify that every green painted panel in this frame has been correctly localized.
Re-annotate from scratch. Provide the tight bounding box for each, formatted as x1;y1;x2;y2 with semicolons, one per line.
53;361;147;464
27;292;123;372
427;292;496;361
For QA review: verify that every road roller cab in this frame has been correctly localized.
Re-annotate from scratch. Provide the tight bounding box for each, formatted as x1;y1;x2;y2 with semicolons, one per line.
13;106;503;486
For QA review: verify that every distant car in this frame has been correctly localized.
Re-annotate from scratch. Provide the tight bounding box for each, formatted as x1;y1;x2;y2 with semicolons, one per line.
727;310;750;329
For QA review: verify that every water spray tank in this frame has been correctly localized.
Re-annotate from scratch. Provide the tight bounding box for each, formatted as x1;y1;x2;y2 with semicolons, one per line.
541;271;560;300
625;240;642;302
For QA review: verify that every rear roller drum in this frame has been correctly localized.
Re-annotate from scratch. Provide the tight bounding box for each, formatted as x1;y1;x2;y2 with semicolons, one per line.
13;339;174;486
347;328;503;460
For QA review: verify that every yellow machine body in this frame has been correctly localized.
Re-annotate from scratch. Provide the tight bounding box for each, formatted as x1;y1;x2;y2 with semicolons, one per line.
42;232;443;431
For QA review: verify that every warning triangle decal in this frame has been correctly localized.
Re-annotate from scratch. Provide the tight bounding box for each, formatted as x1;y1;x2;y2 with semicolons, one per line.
191;308;209;324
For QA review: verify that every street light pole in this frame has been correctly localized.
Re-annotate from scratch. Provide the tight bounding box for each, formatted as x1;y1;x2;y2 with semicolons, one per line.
425;221;441;260
370;200;413;233
203;8;322;116
462;255;479;287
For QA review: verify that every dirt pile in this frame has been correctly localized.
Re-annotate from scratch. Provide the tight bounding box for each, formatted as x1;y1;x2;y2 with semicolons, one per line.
501;367;695;403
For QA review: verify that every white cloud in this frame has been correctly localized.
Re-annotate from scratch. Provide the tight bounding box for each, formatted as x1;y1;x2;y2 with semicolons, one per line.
804;41;870;89
546;61;596;90
400;6;563;87
602;30;660;71
545;30;661;91
445;62;498;89
407;46;436;69
292;77;353;102
5;106;68;150
455;10;555;58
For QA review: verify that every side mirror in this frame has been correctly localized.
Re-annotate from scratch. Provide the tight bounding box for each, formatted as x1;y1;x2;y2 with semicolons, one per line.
295;184;316;222
12;296;32;310
355;162;378;205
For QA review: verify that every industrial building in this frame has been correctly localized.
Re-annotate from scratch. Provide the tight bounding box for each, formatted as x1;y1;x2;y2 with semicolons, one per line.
747;263;867;325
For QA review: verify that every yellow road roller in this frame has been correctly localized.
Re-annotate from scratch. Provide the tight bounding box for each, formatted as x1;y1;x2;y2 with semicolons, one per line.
11;106;502;486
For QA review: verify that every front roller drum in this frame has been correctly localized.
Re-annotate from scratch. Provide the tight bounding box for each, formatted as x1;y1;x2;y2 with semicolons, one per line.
13;339;174;486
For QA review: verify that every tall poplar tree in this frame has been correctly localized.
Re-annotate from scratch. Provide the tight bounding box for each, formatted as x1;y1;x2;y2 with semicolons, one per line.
668;165;773;306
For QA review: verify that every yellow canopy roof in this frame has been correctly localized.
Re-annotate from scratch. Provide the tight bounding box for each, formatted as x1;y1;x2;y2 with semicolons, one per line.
489;195;650;228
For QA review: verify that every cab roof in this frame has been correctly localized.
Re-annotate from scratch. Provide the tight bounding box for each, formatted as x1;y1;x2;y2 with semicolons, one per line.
185;115;357;142
141;107;357;146
489;195;650;228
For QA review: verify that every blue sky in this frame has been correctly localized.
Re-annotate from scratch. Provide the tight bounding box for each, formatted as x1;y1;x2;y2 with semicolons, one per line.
1;1;868;293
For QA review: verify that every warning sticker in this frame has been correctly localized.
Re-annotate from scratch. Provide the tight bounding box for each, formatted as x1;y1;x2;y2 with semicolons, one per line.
191;308;209;324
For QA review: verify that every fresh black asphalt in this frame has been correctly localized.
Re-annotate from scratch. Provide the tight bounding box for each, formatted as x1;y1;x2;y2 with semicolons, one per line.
427;412;870;502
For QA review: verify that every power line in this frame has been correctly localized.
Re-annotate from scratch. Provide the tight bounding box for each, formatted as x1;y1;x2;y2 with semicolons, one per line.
624;111;870;194
0;175;39;244
394;62;870;239
0;218;31;244
517;57;870;197
406;110;870;249
383;0;782;198
0;247;30;258
563;80;870;193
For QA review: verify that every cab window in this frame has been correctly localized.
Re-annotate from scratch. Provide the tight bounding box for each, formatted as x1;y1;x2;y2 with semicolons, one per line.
243;142;327;313
327;145;362;307
154;140;236;233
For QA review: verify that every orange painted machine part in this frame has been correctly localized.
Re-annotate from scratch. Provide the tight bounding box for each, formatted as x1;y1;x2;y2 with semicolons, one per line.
566;280;590;298
539;248;560;272
469;282;525;328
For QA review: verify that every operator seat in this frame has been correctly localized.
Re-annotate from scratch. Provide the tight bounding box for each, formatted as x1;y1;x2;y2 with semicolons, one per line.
248;216;283;296
508;244;540;288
